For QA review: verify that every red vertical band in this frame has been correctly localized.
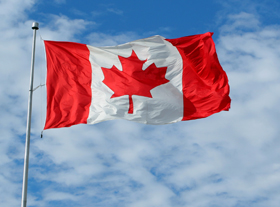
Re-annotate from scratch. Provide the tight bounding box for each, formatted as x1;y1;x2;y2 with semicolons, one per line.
44;41;92;129
166;32;231;120
128;95;134;114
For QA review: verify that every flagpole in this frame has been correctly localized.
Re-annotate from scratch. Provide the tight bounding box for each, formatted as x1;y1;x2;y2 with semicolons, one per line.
21;22;39;207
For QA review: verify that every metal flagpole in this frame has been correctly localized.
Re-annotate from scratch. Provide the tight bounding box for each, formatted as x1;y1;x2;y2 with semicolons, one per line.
21;22;39;207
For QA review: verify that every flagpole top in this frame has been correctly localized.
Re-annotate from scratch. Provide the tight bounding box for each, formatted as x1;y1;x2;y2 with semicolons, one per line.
32;22;39;30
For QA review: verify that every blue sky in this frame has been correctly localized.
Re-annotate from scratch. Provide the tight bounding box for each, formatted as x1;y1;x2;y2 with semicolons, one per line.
1;0;280;206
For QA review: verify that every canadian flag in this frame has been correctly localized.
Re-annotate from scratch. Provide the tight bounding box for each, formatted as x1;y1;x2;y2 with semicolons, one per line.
44;32;230;129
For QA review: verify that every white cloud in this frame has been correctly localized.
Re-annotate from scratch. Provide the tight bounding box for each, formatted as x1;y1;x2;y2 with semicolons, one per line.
0;0;35;26
220;12;261;33
107;8;123;15
40;14;93;41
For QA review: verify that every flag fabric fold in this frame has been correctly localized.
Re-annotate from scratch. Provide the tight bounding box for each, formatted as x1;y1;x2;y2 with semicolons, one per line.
44;32;230;129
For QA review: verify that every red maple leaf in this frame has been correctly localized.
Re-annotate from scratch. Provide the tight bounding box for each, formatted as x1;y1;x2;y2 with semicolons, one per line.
101;50;169;114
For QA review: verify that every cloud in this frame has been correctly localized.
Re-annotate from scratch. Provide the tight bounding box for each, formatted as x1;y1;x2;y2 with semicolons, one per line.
40;14;93;41
220;12;260;33
107;8;123;15
0;1;95;206
0;0;35;25
91;4;123;17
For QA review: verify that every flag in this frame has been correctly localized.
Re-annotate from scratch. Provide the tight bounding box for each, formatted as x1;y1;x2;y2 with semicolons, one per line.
44;32;230;129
